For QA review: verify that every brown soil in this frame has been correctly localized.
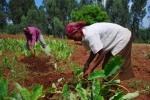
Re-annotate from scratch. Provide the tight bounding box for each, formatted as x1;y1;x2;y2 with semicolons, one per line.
1;34;150;100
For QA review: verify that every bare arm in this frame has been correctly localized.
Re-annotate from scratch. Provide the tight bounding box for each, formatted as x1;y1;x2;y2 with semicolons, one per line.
84;49;105;77
24;32;31;45
85;51;96;66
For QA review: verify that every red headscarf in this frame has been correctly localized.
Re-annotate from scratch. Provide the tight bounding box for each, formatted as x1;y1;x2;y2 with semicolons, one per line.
65;21;86;37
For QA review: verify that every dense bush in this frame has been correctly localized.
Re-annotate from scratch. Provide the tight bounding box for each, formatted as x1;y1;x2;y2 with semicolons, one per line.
71;5;110;25
4;24;23;34
52;17;65;38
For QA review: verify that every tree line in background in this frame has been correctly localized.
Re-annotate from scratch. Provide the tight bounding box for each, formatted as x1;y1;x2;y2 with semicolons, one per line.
0;0;150;43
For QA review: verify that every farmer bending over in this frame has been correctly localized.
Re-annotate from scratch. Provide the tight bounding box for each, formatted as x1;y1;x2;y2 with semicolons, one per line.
65;22;135;81
23;26;50;57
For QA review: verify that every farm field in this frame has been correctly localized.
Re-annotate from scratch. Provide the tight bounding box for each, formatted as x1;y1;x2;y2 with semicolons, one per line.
0;34;150;100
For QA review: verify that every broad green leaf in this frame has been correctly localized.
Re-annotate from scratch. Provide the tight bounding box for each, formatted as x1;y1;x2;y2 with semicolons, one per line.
52;83;56;89
75;69;83;77
96;95;105;100
31;84;43;100
92;79;100;100
122;91;139;100
4;97;18;100
15;83;30;100
69;92;78;100
21;88;30;100
75;83;88;99
103;80;120;86
109;92;125;100
24;50;31;57
10;91;22;100
15;83;23;91
104;55;124;78
62;84;70;99
88;70;105;80
43;87;56;93
0;78;8;98
100;88;109;96
71;64;83;77
71;64;77;72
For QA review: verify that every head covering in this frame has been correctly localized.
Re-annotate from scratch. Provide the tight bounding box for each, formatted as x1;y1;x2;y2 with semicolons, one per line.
23;27;29;33
65;21;86;37
23;28;26;32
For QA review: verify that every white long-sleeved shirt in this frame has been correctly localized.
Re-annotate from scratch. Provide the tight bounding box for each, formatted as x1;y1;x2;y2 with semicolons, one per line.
81;22;131;55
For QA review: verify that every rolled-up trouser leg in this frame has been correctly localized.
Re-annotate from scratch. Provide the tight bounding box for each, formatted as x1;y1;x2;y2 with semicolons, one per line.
39;34;47;48
39;34;51;56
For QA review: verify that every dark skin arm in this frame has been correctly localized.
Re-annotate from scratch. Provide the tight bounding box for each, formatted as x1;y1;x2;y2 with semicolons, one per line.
84;49;105;78
84;51;96;72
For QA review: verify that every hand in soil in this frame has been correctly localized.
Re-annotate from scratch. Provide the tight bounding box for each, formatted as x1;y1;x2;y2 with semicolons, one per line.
29;45;35;57
84;68;92;79
30;50;35;57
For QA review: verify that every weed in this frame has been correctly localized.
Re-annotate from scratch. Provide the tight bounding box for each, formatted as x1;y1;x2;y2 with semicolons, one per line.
59;66;67;72
132;62;139;67
142;82;150;94
128;80;142;89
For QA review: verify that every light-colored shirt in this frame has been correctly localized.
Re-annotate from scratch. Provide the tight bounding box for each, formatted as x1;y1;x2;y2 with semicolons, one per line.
24;27;41;46
81;22;131;56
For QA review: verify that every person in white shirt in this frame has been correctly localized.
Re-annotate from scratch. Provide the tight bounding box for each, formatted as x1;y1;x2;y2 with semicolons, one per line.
65;21;135;81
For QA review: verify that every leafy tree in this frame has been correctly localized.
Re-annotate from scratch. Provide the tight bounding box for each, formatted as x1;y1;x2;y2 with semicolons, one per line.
20;15;27;28
37;6;49;34
71;5;110;25
43;0;56;31
78;0;93;10
80;0;86;5
43;0;79;37
0;12;6;33
52;17;65;38
115;0;131;28
105;0;131;28
43;0;78;25
5;24;20;34
8;0;36;24
56;0;74;25
147;27;150;42
97;0;102;4
130;0;147;42
137;28;150;43
0;0;8;33
26;6;39;27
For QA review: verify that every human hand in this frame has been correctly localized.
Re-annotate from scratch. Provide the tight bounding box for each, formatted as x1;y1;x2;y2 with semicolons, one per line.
84;68;92;79
29;45;35;57
29;45;33;51
30;50;35;57
83;62;89;73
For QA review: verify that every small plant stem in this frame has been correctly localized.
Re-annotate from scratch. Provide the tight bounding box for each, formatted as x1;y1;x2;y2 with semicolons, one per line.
102;84;130;93
109;70;120;82
114;84;130;93
109;89;116;93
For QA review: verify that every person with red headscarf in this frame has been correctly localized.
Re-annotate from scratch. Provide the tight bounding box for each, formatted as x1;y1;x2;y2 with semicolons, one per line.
65;22;135;81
